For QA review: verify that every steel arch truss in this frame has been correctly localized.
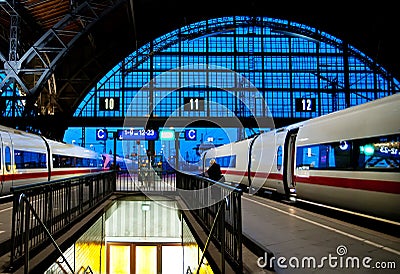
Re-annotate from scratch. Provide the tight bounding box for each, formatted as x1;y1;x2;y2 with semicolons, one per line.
0;0;126;118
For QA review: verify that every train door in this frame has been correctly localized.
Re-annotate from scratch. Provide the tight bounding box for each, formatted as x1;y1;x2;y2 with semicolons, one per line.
282;128;298;197
0;131;13;195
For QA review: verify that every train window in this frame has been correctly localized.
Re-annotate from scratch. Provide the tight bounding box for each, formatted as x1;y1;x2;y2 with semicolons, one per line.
53;154;100;168
208;156;236;168
296;141;352;170
332;141;352;168
5;146;11;171
296;135;400;171
296;146;319;168
14;150;47;169
357;134;400;170
276;146;282;171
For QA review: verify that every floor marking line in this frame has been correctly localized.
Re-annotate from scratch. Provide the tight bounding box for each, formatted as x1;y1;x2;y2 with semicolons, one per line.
0;207;12;213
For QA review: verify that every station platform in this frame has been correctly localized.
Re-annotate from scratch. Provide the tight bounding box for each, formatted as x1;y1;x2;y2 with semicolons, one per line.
240;193;400;273
0;171;399;273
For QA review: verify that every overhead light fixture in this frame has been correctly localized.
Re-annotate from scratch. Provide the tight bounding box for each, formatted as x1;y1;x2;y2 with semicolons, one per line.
141;203;150;211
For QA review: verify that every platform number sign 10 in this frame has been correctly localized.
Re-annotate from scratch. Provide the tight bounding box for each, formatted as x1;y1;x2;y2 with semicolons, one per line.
295;98;316;112
99;97;120;111
184;97;205;111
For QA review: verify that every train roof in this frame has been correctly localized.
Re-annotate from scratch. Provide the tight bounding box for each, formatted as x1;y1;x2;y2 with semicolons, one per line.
295;93;400;144
45;138;100;158
276;93;400;131
0;125;41;137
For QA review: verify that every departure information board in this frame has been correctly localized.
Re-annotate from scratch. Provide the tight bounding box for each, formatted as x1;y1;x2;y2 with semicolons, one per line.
117;129;158;140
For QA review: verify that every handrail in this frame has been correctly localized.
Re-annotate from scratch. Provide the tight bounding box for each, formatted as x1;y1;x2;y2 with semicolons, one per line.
18;193;75;274
176;171;243;273
196;199;225;274
10;171;115;271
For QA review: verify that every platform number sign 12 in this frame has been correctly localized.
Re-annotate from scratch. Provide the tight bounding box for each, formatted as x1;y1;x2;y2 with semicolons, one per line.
295;98;316;112
184;97;205;111
99;97;120;111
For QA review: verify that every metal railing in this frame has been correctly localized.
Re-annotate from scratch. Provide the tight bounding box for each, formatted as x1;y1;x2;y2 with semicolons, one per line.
16;194;75;274
115;169;176;192
8;169;242;273
9;171;115;271
176;171;243;273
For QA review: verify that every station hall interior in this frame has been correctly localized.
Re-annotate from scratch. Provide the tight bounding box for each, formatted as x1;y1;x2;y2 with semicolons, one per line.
1;1;399;163
0;1;399;274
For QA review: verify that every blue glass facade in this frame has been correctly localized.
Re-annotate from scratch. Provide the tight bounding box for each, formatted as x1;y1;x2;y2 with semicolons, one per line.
75;16;399;121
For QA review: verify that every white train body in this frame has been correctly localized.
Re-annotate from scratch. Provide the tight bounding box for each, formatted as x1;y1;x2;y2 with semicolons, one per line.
0;125;103;196
102;153;136;170
203;139;252;186
202;93;400;222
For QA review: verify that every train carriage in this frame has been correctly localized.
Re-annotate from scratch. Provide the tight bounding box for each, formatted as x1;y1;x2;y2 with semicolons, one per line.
201;93;400;223
202;138;252;186
293;94;400;221
0;125;103;196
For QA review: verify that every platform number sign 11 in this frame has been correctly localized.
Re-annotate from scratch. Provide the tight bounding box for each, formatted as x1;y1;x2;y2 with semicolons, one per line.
184;97;205;111
99;97;120;111
295;98;316;112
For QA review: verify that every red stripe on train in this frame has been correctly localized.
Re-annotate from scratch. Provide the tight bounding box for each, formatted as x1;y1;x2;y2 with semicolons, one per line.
295;176;400;194
51;169;101;176
223;169;283;180
1;169;102;181
222;169;399;194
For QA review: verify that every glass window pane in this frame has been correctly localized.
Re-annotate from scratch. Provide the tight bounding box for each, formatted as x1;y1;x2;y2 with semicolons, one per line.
162;246;183;274
5;147;11;171
109;244;131;274
136;245;157;274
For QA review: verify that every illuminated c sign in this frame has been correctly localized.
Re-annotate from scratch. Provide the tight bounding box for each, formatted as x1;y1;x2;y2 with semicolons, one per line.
185;129;197;141
96;129;108;141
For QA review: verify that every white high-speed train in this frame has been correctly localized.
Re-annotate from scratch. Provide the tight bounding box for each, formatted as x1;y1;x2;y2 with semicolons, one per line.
102;153;136;170
0;125;104;196
202;93;400;223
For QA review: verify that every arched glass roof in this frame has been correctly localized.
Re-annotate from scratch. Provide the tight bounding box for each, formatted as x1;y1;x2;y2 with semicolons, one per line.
75;16;399;120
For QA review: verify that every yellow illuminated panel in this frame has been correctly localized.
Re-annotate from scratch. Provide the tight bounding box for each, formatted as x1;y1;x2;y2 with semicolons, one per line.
135;245;157;274
109;245;131;273
75;242;104;274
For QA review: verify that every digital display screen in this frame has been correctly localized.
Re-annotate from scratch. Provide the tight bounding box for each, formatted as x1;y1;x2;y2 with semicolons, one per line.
117;129;158;140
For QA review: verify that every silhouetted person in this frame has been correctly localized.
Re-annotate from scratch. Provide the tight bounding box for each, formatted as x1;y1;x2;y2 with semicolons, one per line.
206;159;223;182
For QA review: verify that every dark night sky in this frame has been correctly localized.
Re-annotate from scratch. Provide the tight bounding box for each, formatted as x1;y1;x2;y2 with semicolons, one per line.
135;0;400;80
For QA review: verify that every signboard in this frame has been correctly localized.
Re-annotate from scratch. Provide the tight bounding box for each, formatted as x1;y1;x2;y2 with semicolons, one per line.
96;129;108;141
295;98;316;112
185;129;197;141
99;97;120;111
159;129;175;141
117;129;158;140
184;97;205;111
